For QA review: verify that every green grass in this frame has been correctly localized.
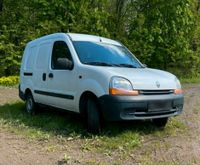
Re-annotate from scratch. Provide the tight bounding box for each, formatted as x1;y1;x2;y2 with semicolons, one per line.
0;102;87;139
0;101;187;158
180;76;200;84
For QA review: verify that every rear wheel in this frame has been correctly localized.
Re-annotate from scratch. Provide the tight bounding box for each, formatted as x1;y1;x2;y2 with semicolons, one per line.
152;117;168;128
25;93;37;115
87;98;101;134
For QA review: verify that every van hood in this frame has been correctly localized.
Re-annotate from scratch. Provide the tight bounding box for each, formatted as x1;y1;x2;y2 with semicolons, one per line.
101;67;178;90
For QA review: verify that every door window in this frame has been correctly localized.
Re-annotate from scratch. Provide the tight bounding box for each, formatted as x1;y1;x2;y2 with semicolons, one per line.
51;41;73;70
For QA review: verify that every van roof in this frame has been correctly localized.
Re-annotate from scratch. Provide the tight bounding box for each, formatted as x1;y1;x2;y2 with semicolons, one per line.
27;33;122;47
68;33;121;46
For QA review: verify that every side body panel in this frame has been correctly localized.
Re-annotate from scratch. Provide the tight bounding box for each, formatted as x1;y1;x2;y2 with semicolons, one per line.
33;41;52;105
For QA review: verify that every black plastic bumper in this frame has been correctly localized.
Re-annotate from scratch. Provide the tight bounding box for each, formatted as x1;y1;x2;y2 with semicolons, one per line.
99;94;184;121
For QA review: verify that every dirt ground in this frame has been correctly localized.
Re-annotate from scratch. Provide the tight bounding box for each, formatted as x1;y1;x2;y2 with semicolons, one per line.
0;87;19;105
0;84;200;165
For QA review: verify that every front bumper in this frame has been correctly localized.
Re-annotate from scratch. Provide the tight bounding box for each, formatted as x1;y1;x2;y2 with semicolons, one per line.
99;94;184;121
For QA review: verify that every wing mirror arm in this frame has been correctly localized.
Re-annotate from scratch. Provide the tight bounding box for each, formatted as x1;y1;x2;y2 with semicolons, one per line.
142;64;147;68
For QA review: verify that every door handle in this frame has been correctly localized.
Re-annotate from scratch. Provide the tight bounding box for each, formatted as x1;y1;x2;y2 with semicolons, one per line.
48;73;53;78
42;73;46;81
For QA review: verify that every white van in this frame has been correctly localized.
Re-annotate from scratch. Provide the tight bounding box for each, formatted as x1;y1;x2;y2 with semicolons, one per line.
19;33;184;133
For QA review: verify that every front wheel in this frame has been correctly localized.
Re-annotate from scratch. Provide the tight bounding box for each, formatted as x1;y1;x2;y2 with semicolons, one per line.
25;93;37;115
87;98;101;134
152;117;168;128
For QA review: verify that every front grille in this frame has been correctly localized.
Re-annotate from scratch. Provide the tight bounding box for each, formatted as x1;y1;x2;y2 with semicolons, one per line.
148;100;172;111
139;90;174;95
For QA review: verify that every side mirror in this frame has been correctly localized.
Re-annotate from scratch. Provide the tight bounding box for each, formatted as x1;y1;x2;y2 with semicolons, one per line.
56;58;73;70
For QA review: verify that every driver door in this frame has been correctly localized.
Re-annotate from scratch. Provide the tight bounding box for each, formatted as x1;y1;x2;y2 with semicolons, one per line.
45;40;77;111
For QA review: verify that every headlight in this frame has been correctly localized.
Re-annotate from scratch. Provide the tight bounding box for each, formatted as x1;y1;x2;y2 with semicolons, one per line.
175;77;181;89
109;76;139;96
110;77;132;90
174;77;183;94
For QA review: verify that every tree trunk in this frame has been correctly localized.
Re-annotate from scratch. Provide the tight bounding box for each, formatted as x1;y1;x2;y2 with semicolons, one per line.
0;0;3;12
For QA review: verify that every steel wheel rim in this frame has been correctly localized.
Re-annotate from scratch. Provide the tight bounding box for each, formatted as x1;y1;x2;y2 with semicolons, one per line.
26;98;33;113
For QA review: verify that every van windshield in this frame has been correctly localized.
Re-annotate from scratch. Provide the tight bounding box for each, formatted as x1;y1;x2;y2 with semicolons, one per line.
73;41;143;68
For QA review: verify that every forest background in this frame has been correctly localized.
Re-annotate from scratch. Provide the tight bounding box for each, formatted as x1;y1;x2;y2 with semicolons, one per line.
0;0;200;78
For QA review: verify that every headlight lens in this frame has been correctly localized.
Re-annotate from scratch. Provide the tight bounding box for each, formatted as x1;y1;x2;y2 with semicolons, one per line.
174;77;183;94
110;77;133;90
109;77;139;95
175;77;181;89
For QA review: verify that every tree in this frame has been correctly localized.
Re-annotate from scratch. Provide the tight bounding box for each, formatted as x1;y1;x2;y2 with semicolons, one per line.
0;0;199;77
0;0;3;12
125;0;197;76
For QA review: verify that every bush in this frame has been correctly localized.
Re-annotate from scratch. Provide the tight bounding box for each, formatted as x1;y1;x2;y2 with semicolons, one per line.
0;76;19;86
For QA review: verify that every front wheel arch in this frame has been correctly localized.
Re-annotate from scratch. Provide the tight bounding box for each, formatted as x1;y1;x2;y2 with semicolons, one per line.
79;91;103;133
87;98;102;134
79;91;100;116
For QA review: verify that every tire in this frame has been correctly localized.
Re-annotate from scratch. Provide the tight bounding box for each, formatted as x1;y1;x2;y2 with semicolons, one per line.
152;117;168;128
87;98;101;134
25;93;37;115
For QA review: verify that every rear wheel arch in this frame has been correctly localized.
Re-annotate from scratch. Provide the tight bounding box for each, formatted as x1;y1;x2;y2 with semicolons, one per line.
24;88;32;99
24;88;37;104
24;89;38;115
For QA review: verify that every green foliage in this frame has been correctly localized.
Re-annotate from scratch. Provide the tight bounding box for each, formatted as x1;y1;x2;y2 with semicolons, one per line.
127;0;196;73
0;0;199;77
0;76;19;86
180;76;200;83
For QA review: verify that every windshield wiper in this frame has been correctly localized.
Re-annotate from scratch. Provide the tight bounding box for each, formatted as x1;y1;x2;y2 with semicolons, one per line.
117;64;137;68
83;62;116;66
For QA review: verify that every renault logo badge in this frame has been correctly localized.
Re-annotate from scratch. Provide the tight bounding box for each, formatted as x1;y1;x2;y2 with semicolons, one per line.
156;81;160;88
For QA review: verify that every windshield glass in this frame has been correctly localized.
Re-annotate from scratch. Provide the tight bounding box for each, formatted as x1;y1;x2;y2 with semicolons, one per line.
73;41;143;68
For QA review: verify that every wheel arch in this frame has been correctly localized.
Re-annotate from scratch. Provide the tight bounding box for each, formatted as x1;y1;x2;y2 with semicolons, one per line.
79;91;100;116
24;88;32;99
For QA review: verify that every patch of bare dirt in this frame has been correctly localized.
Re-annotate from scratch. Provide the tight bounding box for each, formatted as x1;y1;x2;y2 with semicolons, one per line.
0;86;19;105
0;130;60;165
